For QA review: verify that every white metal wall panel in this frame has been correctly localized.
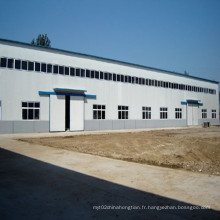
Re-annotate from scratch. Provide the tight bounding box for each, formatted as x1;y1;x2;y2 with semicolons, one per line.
0;41;219;123
50;95;65;131
70;96;84;131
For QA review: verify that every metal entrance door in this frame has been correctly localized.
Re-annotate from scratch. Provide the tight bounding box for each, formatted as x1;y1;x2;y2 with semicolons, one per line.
187;104;199;126
50;95;65;131
70;96;84;131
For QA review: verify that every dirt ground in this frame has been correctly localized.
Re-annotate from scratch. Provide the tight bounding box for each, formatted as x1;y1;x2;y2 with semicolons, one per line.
19;127;220;176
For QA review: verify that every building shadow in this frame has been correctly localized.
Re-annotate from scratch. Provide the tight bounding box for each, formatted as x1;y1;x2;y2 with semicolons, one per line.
0;147;219;220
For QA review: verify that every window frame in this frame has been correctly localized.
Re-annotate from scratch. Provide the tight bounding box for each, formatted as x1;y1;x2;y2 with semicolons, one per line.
28;61;34;71
202;109;207;119
118;105;129;119
22;101;40;120
0;57;7;68
175;108;182;119
160;107;168;119
142;106;151;119
7;58;14;69
22;60;28;71
212;110;216;119
93;104;106;120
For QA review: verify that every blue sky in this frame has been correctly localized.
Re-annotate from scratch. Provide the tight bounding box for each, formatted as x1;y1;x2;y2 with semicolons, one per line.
0;0;220;83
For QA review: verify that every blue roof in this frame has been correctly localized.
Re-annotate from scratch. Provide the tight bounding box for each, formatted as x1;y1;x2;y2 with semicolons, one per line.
0;38;219;84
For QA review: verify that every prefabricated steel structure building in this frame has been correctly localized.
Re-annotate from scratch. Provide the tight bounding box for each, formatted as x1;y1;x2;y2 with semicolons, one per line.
0;39;219;134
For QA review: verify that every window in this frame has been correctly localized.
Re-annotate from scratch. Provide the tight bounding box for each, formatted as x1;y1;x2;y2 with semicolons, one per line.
91;71;95;78
81;69;85;77
118;105;129;119
35;62;41;72
76;68;80;76
113;74;116;81
0;57;7;67
212;110;216;119
132;77;136;84
104;72;108;80
117;74;121;82
7;58;14;69
28;61;34;71
125;75;128;83
202;109;207;119
86;69;90;78
22;61;27;70
59;66;64;75
93;105;105;119
138;78;141;85
53;65;58;74
1;57;217;96
109;73;112;80
95;71;99;79
47;64;52;73
175;108;182;119
22;102;40;120
142;107;151;119
152;80;155;86
15;59;21;69
65;67;69;75
121;75;124;82
100;72;104;79
41;63;46;72
70;67;75;76
146;79;149;85
160;107;168;119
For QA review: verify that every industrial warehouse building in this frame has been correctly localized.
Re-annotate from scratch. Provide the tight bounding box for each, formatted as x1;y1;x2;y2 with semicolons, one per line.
0;38;219;134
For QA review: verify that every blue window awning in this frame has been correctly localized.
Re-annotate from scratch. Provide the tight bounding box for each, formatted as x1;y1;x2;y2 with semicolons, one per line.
39;88;96;99
181;99;203;106
53;88;87;93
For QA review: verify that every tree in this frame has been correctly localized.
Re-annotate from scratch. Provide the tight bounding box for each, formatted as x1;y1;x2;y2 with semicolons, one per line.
31;34;51;47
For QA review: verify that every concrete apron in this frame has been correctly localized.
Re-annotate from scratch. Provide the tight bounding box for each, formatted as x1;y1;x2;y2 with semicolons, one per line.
0;133;220;219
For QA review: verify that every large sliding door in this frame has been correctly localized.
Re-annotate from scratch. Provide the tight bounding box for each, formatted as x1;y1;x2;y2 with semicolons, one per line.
187;104;198;126
70;96;84;131
50;95;65;132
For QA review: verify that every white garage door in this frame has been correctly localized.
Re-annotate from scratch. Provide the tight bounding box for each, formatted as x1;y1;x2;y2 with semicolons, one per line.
70;96;84;131
50;95;65;132
187;104;199;126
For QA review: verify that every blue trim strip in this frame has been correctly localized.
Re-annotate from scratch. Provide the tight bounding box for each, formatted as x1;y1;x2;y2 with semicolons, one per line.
181;101;187;104
39;91;96;98
0;38;219;84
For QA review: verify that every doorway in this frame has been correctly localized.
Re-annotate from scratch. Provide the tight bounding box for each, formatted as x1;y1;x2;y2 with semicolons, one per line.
49;94;84;132
65;96;70;130
187;104;199;126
